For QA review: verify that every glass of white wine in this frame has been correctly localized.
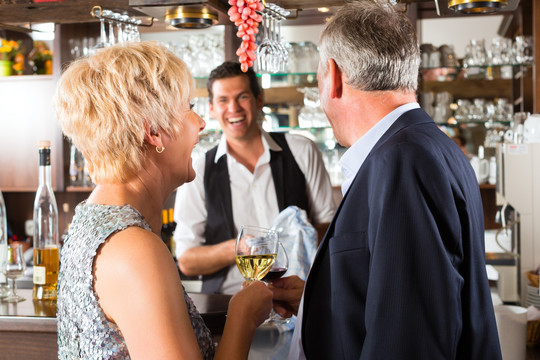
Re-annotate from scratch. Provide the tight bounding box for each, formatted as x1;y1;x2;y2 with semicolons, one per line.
1;245;26;303
235;225;278;283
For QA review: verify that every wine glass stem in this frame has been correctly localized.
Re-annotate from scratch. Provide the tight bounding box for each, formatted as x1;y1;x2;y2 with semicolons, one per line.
11;278;16;298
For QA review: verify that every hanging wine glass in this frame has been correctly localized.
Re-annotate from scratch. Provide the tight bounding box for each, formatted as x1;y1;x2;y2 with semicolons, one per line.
257;9;273;73
95;16;108;49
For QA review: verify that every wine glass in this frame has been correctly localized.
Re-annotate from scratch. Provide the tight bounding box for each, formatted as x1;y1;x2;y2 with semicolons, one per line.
235;225;278;283
1;245;26;303
262;241;289;324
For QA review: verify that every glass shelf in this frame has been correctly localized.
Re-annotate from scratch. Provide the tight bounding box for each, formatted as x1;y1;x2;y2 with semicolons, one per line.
193;72;317;80
437;120;511;127
420;63;533;71
194;72;317;90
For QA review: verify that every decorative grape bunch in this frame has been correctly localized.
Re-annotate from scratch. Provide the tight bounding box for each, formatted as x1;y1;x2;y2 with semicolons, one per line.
227;0;264;72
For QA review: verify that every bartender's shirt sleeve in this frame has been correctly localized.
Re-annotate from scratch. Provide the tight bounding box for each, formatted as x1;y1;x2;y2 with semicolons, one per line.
285;133;337;224
173;156;208;259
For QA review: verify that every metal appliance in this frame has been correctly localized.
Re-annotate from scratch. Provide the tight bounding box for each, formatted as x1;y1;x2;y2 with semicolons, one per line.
496;143;540;304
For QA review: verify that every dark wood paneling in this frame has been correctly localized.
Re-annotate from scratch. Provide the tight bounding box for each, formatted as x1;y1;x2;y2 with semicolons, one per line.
480;184;501;230
422;79;513;99
0;331;57;360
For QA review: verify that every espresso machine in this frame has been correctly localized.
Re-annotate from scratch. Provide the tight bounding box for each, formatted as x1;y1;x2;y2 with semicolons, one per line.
495;143;540;304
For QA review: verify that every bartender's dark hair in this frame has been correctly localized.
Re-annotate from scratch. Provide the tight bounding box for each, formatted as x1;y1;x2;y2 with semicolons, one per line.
207;61;261;101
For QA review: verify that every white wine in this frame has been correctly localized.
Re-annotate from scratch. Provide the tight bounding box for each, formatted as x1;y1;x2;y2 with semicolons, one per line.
235;254;276;281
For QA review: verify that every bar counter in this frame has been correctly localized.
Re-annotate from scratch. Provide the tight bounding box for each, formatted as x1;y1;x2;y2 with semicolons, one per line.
0;289;231;359
0;289;292;359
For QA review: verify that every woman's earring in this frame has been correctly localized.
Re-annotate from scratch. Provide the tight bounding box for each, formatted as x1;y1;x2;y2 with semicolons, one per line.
156;146;165;154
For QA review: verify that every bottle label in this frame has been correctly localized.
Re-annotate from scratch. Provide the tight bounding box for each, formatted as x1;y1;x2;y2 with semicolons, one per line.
33;266;46;285
39;148;51;166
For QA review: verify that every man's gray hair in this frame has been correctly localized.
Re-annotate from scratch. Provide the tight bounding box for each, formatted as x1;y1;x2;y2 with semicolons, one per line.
319;0;421;92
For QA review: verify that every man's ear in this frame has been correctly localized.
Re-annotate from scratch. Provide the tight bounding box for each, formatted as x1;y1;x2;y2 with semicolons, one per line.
327;59;343;99
256;92;264;110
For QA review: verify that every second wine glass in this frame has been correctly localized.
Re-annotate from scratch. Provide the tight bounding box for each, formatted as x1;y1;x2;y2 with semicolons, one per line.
1;245;27;303
262;241;289;325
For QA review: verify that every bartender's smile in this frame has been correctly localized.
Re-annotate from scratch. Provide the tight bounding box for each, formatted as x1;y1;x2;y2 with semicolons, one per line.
228;116;245;125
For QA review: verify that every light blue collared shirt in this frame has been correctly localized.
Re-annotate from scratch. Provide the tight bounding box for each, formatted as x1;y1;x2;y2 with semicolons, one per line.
288;102;421;360
339;102;420;196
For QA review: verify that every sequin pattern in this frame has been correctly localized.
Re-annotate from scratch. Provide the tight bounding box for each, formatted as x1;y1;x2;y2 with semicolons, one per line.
57;201;215;359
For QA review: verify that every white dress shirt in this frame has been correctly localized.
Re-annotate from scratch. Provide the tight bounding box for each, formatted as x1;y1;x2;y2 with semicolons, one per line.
174;130;336;294
289;103;420;359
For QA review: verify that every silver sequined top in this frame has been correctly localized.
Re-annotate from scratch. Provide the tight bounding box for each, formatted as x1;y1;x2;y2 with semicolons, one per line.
57;201;215;359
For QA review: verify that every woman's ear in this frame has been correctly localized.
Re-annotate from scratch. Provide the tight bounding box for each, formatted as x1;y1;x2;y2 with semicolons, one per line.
144;124;163;149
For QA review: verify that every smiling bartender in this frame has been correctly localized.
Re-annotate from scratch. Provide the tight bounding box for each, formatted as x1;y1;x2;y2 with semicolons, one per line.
173;61;336;294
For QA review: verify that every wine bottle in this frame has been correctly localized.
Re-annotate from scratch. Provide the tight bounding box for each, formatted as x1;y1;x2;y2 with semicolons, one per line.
33;140;60;301
0;188;9;297
161;209;170;250
68;144;79;186
167;208;176;258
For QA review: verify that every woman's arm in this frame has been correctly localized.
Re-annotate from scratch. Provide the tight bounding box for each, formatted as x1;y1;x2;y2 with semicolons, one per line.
94;226;203;359
94;226;273;360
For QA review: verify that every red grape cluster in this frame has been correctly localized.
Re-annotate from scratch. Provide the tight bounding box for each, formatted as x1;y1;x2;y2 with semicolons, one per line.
227;0;264;72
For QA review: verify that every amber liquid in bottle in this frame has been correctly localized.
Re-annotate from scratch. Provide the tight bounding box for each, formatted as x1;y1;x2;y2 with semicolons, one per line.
33;247;59;300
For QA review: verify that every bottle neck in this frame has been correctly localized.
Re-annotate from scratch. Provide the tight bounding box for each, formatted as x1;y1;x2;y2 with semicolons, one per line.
38;148;52;188
39;163;52;188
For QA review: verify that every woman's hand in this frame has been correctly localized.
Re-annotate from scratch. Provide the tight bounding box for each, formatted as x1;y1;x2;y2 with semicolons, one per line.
268;275;305;318
228;281;273;330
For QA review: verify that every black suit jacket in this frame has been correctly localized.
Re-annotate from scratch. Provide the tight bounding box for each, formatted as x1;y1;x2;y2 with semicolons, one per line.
301;109;501;359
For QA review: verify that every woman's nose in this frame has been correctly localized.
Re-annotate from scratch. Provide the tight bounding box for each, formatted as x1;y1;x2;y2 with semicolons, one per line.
198;114;206;132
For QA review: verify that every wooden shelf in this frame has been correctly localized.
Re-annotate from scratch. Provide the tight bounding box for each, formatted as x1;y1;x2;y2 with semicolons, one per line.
195;85;315;105
422;79;513;99
65;186;94;192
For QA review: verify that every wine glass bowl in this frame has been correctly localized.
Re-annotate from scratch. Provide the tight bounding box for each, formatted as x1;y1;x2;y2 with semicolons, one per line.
235;226;278;283
262;242;288;282
262;241;290;325
1;245;26;303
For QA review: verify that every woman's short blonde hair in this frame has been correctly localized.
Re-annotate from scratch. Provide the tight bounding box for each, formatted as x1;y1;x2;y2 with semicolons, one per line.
54;41;193;184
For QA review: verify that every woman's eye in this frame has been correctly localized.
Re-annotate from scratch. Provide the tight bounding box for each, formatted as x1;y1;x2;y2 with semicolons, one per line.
189;103;195;110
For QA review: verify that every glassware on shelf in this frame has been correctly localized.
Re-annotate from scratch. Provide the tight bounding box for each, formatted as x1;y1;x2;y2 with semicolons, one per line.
298;87;328;129
162;33;225;78
514;36;533;65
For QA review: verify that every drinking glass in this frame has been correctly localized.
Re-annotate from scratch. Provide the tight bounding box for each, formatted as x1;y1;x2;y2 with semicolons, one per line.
1;245;26;303
262;241;290;324
235;226;278;283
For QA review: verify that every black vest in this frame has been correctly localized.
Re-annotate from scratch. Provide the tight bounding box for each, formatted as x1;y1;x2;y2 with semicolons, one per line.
201;132;309;293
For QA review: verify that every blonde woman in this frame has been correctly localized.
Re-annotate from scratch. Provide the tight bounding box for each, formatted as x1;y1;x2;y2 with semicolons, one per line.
54;42;272;359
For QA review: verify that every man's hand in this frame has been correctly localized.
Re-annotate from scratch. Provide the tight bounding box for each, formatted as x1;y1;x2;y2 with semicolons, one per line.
268;275;305;318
